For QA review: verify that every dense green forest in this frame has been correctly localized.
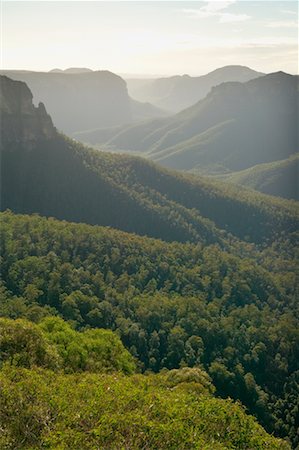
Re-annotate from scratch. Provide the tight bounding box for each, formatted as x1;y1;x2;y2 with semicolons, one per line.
1;211;298;448
1;74;298;449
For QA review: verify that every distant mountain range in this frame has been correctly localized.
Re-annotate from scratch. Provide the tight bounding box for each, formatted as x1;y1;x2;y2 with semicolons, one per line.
78;72;298;191
49;67;93;73
0;69;167;135
126;65;264;112
11;66;294;201
1;74;297;246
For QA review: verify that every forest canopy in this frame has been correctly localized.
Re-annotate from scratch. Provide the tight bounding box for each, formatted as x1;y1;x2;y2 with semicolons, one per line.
0;211;298;448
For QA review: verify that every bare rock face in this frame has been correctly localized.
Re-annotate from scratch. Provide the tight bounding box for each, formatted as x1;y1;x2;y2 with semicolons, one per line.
0;75;56;146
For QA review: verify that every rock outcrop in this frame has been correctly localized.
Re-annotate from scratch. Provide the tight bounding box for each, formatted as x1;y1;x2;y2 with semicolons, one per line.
0;75;56;145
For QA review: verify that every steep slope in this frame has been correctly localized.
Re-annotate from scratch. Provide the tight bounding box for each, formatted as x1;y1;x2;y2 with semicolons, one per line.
101;72;298;174
126;65;264;112
1;75;298;246
221;154;299;200
0;69;168;135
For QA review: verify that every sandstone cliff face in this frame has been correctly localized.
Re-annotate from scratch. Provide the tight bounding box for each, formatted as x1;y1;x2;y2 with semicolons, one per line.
0;75;56;146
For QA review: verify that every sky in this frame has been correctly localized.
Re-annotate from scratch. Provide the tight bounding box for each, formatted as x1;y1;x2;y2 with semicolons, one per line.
1;1;298;76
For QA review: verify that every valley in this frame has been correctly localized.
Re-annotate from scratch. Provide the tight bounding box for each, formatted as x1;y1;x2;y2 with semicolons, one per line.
1;57;298;449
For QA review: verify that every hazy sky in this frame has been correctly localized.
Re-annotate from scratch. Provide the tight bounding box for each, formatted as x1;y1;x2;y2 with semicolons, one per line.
1;1;298;76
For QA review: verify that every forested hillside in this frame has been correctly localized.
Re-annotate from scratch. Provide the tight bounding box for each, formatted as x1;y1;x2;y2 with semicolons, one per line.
2;0;299;444
219;154;299;200
1;211;298;447
1;76;298;247
1;74;298;449
3;134;298;245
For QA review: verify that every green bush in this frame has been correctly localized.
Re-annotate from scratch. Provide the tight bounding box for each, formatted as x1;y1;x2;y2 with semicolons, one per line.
39;316;136;374
0;318;59;370
0;367;291;450
0;317;135;374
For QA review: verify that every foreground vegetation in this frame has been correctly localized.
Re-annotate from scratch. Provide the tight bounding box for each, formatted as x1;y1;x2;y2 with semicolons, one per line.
1;368;291;450
0;318;290;449
0;211;298;447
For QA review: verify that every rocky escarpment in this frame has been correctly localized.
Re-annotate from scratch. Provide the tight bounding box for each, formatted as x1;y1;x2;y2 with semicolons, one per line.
0;70;133;134
0;76;56;145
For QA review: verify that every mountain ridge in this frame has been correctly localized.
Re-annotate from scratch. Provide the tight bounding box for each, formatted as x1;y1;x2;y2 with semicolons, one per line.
84;72;298;178
126;65;264;112
1;74;298;247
